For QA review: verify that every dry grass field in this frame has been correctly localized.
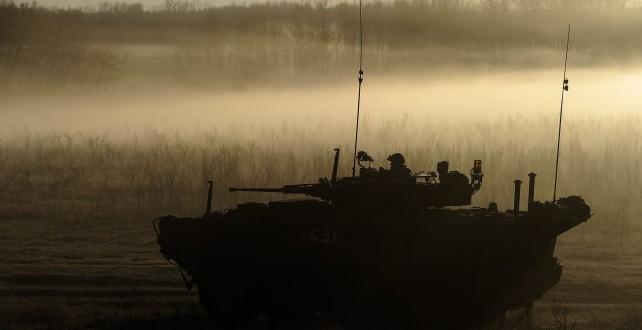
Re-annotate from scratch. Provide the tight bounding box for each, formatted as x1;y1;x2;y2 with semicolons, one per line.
0;114;641;329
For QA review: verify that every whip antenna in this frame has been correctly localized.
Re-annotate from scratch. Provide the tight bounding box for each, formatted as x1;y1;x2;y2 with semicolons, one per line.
553;25;571;202
352;0;364;177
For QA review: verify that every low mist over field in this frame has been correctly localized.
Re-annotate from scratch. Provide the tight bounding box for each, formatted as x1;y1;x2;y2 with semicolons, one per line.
1;0;642;329
2;67;641;137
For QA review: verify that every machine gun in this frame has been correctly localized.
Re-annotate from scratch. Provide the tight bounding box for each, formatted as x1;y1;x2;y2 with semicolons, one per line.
229;182;332;200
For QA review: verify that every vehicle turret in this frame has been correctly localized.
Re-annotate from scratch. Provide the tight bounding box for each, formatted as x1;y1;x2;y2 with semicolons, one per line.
229;149;483;209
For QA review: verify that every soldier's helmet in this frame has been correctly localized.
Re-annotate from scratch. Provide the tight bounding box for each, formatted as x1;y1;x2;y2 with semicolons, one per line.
387;153;406;167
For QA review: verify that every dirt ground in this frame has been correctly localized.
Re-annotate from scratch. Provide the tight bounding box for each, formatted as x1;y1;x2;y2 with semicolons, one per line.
0;216;640;330
533;232;642;329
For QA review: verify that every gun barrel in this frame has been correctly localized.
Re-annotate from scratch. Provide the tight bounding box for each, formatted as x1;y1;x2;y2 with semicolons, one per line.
229;187;284;193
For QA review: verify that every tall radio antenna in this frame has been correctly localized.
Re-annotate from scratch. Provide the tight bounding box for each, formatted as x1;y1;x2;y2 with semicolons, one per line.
352;0;364;177
553;25;571;202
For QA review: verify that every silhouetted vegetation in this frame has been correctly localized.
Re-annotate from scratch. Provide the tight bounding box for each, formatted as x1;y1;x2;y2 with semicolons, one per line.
1;114;639;247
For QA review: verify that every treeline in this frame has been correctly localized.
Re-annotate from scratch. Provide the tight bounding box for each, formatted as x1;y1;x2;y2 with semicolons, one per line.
160;0;642;83
4;0;638;47
1;0;641;91
0;1;122;94
73;0;638;48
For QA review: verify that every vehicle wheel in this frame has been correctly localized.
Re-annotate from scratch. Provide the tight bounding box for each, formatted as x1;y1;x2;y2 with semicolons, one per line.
198;276;273;328
268;263;330;325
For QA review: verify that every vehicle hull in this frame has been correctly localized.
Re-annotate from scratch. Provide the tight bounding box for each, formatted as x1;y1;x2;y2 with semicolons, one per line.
156;199;587;327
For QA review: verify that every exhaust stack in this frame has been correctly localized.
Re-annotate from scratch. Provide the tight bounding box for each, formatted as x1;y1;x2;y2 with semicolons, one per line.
206;181;213;214
513;180;522;218
528;172;537;211
332;148;340;182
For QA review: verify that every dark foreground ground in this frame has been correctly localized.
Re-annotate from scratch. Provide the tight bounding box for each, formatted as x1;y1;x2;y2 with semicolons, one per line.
1;217;640;330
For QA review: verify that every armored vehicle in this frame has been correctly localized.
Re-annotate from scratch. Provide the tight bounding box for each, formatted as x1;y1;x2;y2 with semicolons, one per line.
154;149;591;328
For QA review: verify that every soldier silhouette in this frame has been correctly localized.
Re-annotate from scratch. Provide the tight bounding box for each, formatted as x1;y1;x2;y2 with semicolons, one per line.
380;153;411;179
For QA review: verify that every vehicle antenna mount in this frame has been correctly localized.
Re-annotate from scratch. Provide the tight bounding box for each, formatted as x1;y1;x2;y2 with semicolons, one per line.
553;25;571;202
352;0;364;178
